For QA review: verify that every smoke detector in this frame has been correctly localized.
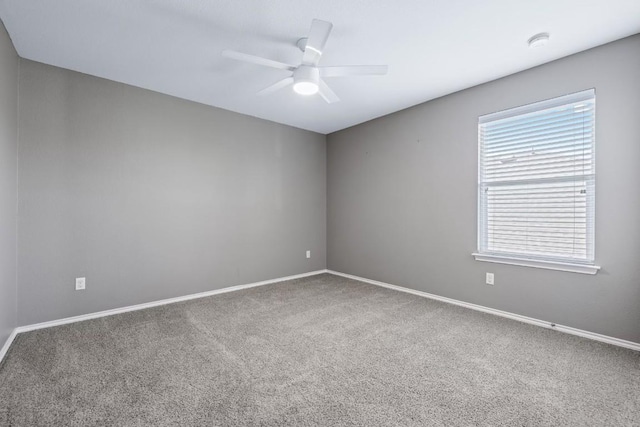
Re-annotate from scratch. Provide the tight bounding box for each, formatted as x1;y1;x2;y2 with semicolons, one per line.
528;33;550;48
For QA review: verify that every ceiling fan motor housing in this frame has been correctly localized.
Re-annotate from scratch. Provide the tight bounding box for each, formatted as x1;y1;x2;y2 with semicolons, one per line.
294;65;319;85
293;65;320;95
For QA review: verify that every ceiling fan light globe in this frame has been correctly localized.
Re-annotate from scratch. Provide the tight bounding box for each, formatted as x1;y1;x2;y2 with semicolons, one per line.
293;65;320;96
293;81;319;95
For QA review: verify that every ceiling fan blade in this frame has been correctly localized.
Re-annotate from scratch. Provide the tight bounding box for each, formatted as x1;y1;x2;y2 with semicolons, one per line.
257;77;294;96
222;50;295;71
319;65;388;78
302;19;333;66
318;80;340;104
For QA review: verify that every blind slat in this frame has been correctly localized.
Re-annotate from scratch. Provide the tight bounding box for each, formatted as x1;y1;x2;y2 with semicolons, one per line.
486;151;593;168
483;121;594;146
482;111;594;138
485;137;592;156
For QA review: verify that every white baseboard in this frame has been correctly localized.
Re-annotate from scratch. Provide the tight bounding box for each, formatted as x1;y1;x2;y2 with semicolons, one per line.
4;267;636;364
13;269;328;336
327;270;640;352
0;328;18;365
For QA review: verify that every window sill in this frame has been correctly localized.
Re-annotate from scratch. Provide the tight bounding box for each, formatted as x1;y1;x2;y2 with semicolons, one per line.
472;253;600;275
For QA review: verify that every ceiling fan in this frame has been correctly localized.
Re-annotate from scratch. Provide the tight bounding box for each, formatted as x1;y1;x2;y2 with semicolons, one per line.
222;19;388;103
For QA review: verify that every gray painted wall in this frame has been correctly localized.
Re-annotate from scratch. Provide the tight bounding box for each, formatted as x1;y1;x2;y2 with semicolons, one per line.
328;35;640;343
0;20;18;346
18;59;326;325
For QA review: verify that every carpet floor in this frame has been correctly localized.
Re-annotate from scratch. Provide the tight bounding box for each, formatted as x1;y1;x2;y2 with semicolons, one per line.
0;273;638;426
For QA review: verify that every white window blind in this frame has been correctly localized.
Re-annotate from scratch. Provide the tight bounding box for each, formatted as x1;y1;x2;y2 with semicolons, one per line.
477;90;595;266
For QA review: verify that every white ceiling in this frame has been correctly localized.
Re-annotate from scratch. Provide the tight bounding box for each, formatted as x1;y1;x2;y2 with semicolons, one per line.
1;0;639;134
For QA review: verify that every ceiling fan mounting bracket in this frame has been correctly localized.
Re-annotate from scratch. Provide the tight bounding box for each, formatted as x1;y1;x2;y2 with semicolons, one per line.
296;37;308;52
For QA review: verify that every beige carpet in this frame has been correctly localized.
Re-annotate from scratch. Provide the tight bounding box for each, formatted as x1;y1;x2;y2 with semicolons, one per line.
0;273;638;426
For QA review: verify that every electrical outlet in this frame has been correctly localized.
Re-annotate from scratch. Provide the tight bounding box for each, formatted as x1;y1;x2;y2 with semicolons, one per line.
486;273;494;285
75;277;86;290
306;250;311;259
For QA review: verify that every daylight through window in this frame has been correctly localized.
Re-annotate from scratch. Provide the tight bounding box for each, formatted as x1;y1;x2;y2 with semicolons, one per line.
477;90;596;268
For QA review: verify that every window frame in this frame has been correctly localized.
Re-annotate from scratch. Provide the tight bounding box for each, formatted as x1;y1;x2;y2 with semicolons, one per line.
473;90;600;275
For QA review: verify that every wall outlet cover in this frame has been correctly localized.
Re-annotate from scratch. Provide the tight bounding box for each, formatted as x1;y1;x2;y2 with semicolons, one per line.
486;273;495;285
75;277;86;290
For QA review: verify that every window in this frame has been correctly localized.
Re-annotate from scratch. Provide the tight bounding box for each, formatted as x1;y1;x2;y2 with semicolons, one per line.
474;90;599;274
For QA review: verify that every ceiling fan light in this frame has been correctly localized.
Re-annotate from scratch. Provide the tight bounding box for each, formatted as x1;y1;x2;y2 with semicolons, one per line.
293;65;320;96
293;81;319;95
